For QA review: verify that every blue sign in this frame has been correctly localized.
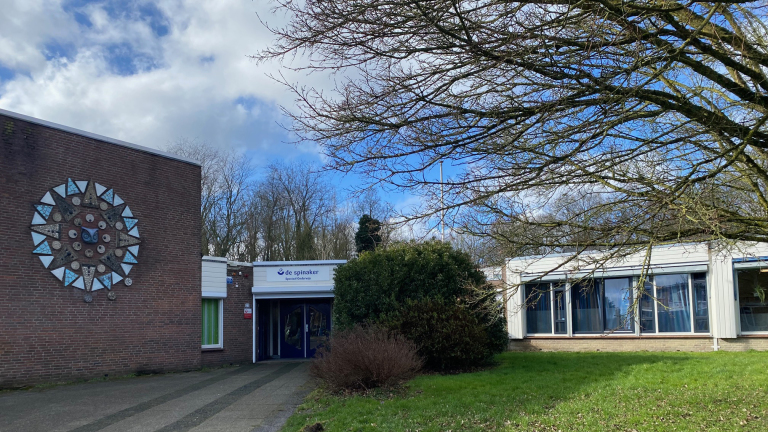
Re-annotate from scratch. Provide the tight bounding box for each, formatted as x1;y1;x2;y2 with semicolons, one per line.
226;276;233;284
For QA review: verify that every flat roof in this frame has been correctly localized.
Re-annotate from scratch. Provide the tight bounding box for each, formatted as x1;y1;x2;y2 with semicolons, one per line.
252;260;347;266
505;242;707;263
0;108;200;166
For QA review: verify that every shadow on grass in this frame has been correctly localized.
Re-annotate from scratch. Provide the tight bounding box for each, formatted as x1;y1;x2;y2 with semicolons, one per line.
440;351;691;403
381;351;713;430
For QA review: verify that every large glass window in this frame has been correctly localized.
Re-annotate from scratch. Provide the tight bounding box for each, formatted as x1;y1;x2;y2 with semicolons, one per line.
692;273;709;332
737;268;768;332
571;278;634;333
525;283;552;334
656;274;691;332
572;280;603;333
202;298;222;348
604;278;633;331
523;273;708;336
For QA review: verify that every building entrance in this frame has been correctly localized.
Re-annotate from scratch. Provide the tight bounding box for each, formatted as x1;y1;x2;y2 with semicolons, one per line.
257;299;331;360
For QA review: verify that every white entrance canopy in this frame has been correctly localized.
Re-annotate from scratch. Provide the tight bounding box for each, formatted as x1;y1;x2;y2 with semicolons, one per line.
251;260;346;299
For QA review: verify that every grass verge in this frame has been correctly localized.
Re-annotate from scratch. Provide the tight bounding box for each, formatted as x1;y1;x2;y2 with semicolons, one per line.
282;351;768;431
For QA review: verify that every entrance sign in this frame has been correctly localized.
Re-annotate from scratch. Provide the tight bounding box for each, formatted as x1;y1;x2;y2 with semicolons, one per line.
266;266;330;282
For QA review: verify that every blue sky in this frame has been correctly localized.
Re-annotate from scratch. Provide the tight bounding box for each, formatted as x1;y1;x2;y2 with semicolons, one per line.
0;0;436;223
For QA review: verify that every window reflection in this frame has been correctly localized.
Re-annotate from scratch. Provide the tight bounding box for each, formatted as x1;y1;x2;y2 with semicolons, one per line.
525;283;552;334
285;307;302;350
656;274;691;333
572;280;602;333
639;279;655;333
308;307;329;350
604;278;633;331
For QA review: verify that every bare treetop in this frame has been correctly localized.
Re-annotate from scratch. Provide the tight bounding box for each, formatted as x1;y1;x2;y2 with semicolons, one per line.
257;0;768;257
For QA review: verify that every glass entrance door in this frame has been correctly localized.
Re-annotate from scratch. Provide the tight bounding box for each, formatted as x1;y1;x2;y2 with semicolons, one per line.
280;302;305;358
267;299;332;359
306;303;331;358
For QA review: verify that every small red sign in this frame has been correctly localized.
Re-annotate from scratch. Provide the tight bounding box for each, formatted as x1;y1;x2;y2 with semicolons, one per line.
244;308;253;319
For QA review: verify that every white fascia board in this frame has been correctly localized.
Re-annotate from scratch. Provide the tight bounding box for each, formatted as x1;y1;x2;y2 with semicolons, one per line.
252;260;347;266
520;262;709;282
227;260;254;267
202;256;228;263
253;293;334;299
252;285;334;294
508;242;709;264
0;108;200;166
733;261;768;269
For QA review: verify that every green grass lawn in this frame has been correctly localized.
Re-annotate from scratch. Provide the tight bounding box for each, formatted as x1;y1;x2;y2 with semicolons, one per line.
282;351;768;431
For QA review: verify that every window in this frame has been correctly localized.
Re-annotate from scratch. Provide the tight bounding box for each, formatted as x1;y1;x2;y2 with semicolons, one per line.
525;283;552;334
553;287;567;334
524;283;567;335
693;273;709;332
639;280;656;333
572;280;603;333
737;268;768;332
656;274;691;333
604;278;633;331
645;273;708;334
524;273;709;336
572;278;633;334
202;298;223;348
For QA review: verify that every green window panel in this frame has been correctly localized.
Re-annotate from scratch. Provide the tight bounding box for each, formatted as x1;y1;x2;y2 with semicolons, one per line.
202;299;221;346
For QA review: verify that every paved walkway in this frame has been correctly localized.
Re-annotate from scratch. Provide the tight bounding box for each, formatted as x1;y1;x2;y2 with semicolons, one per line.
0;361;313;432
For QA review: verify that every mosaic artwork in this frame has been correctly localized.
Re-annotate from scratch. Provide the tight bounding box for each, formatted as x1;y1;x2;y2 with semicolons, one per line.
30;179;141;302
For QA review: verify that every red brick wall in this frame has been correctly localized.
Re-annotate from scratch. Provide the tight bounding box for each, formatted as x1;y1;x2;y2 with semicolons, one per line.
508;336;715;352
508;336;768;352
202;268;254;367
0;114;202;388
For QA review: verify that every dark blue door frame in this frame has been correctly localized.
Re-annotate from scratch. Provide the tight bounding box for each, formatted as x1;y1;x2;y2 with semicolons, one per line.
258;299;332;360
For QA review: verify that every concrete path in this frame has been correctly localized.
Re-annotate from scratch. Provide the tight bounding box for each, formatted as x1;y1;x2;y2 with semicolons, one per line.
0;361;314;432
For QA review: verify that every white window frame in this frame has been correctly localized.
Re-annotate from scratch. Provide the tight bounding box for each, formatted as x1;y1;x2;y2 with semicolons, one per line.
202;297;224;349
734;264;768;335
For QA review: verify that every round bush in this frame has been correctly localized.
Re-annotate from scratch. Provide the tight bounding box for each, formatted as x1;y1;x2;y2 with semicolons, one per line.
333;241;508;370
333;241;489;328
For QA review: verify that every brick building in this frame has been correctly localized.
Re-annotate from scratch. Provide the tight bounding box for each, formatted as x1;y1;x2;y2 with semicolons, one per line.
0;109;342;389
0;109;202;388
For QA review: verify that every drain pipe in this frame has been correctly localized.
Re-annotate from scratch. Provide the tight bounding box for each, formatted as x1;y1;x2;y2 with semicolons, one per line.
713;336;719;352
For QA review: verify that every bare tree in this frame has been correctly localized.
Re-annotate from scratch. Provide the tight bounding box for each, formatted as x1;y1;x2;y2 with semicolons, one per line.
246;161;355;261
167;138;253;258
256;1;768;262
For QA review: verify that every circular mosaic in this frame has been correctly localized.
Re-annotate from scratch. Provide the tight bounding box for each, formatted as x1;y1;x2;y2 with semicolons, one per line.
30;179;141;302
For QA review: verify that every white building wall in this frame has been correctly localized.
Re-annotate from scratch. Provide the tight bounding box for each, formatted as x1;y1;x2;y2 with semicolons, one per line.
201;256;228;298
709;252;735;338
505;265;525;339
505;242;768;341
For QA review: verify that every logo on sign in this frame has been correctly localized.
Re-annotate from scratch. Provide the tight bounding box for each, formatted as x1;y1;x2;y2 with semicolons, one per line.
267;265;330;282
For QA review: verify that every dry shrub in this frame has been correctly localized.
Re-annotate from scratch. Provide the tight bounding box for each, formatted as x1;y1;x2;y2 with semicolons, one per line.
309;325;423;392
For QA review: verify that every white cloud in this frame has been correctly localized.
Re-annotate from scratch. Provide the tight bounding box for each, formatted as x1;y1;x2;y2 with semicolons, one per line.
0;0;327;157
